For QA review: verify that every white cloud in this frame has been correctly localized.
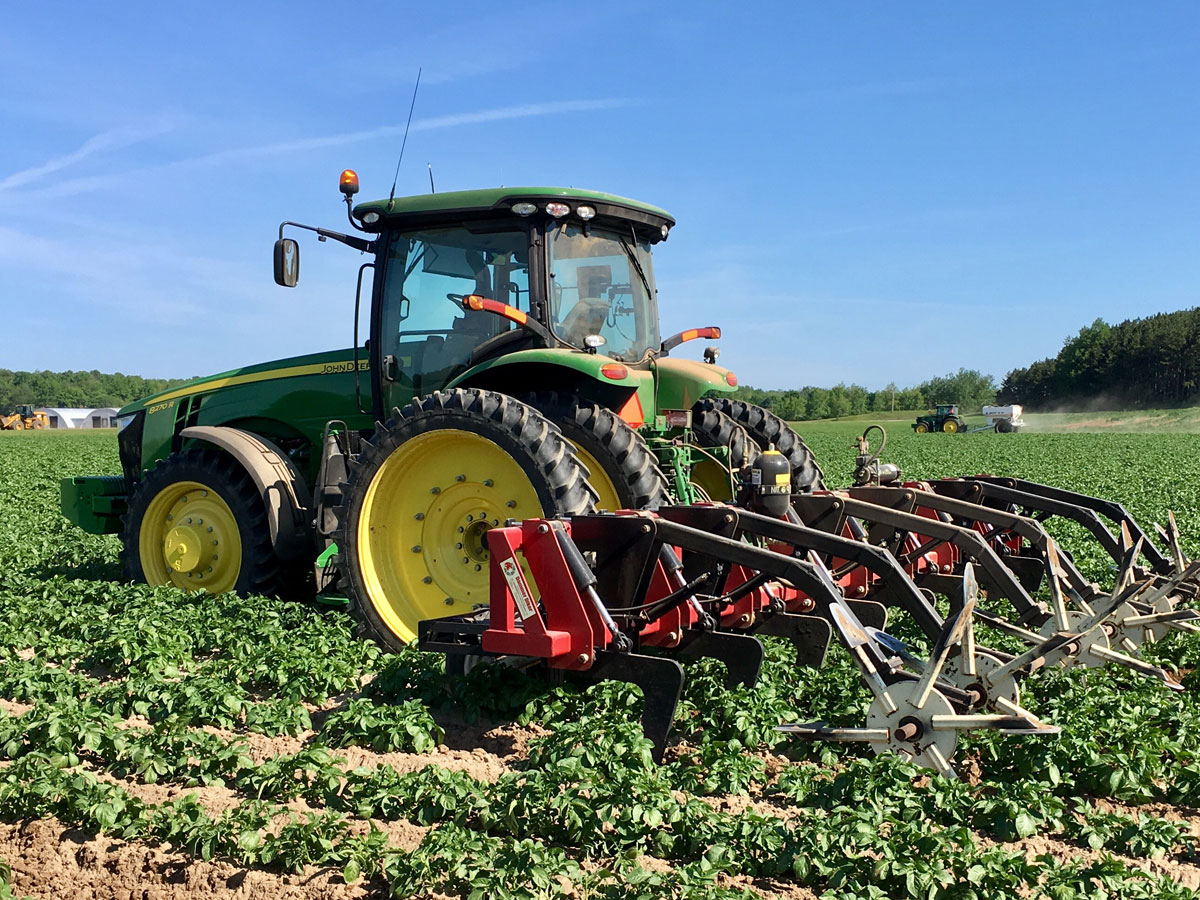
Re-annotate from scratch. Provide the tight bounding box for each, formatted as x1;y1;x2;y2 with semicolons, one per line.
24;99;634;201
0;121;175;192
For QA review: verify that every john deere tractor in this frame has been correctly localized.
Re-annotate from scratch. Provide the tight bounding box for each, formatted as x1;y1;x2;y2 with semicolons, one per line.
913;403;966;434
62;172;821;650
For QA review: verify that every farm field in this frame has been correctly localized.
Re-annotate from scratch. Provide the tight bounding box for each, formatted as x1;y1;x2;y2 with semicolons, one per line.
2;428;1200;899
800;406;1200;434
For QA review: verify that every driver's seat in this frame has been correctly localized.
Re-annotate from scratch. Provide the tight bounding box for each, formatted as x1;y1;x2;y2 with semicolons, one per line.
559;298;609;346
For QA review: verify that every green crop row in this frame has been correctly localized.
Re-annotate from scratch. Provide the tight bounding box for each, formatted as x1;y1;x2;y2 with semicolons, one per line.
4;424;1200;898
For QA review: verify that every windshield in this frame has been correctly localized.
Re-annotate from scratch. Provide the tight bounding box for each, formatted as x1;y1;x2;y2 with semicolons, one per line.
545;224;660;360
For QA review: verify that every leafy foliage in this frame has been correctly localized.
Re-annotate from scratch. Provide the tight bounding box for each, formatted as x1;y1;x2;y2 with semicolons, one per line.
5;427;1200;899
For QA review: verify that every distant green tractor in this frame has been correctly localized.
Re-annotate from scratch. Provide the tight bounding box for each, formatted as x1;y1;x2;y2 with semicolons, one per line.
61;171;822;651
913;404;967;434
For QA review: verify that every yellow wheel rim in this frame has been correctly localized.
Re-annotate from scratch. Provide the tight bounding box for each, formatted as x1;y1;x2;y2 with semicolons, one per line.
943;420;959;433
357;430;542;645
915;424;928;433
568;441;622;511
138;480;242;592
690;458;736;501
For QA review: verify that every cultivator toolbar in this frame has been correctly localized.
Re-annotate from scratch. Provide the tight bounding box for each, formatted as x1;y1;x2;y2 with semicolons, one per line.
421;506;1058;776
417;433;1200;778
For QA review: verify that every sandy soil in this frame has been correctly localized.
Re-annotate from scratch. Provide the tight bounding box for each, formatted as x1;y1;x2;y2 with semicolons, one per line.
0;818;376;900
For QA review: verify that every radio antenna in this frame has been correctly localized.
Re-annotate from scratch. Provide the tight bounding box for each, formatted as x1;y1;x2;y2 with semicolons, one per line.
427;163;436;193
387;67;422;210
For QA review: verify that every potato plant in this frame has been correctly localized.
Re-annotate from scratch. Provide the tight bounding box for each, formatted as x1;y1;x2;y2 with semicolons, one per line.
1;428;1199;899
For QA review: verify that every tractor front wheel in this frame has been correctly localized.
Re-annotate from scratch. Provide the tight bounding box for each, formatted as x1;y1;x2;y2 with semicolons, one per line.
693;398;824;492
690;407;759;501
121;448;281;595
521;392;668;511
915;423;929;434
335;389;597;651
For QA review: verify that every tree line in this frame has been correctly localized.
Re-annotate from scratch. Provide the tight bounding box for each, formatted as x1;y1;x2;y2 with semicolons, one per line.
0;369;189;412
737;368;997;421
999;308;1200;410
2;364;1003;423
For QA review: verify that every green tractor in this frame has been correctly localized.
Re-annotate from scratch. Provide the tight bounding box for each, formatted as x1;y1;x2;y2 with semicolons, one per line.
912;403;967;434
62;171;821;651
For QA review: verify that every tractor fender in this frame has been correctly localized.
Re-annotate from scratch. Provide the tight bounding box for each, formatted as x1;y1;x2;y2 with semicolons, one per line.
179;425;313;561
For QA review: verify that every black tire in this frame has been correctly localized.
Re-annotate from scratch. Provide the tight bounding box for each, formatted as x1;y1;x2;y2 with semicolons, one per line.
335;388;598;652
521;392;670;510
995;419;1013;434
690;407;759;501
693;398;825;492
121;448;282;596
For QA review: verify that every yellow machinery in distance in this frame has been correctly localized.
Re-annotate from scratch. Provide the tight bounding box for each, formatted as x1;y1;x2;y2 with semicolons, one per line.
0;405;49;430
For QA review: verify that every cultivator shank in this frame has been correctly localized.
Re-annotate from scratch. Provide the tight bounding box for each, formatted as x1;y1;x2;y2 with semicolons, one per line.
792;481;1197;690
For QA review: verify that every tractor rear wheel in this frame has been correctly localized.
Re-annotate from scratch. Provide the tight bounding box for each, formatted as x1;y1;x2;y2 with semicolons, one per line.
520;392;669;511
121;448;282;595
693;398;824;492
335;388;597;651
942;419;960;433
690;407;759;501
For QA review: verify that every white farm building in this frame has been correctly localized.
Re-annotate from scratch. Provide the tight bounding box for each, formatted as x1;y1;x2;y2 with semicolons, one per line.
35;407;119;429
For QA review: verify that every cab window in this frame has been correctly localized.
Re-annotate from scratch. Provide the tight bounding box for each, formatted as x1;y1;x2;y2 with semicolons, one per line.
380;226;529;395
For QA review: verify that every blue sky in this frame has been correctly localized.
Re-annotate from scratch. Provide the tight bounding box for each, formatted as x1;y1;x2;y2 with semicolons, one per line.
1;2;1196;390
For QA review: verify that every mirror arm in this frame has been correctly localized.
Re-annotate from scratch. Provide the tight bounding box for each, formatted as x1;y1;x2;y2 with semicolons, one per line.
660;326;722;355
278;221;374;254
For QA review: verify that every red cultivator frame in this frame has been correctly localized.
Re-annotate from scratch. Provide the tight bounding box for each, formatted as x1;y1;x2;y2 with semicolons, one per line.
420;508;1056;775
418;428;1199;777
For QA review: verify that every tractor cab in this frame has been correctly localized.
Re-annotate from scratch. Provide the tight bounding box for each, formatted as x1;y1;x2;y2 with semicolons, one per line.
936;404;957;417
272;180;714;420
364;199;665;399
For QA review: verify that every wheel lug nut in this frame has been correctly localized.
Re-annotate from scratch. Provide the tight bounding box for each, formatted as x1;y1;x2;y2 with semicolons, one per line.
506;500;516;508
458;526;464;533
412;545;422;553
166;514;173;521
467;514;473;522
197;518;203;525
212;540;218;546
474;564;482;571
207;526;213;533
462;557;469;564
483;479;494;487
415;512;425;520
430;486;441;494
444;597;454;606
455;474;466;482
186;518;193;524
422;576;433;584
456;543;463;549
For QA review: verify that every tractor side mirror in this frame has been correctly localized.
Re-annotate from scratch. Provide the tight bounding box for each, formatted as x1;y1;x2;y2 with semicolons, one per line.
274;238;300;287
